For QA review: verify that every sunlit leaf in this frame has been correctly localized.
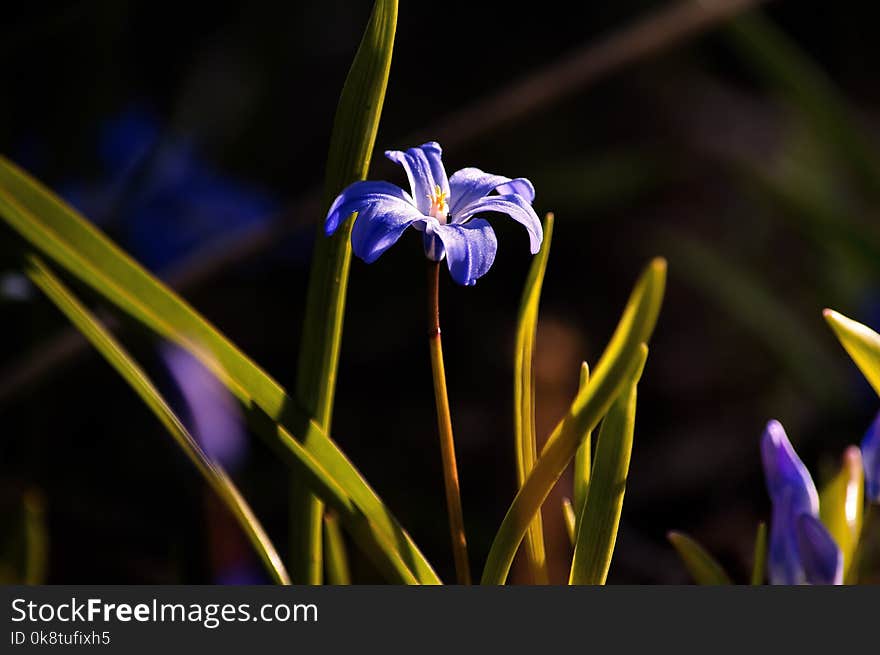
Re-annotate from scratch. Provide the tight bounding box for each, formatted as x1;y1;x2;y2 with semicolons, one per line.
819;446;864;581
292;0;398;584
569;352;646;584
824;309;880;397
481;258;666;584
668;531;732;585
513;213;554;584
562;498;576;546
24;255;290;585
0;158;439;585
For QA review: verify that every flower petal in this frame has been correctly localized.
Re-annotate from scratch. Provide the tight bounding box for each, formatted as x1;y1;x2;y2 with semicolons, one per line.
767;497;805;585
426;219;498;286
795;514;843;585
385;142;448;215
760;420;819;517
448;167;535;217
350;201;426;264
451;193;542;254
325;180;415;236
862;410;880;503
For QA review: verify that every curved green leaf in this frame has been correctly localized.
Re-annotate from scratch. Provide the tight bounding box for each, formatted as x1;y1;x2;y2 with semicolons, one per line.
481;258;666;585
824;309;880;397
569;353;645;584
293;0;398;584
0;157;439;585
819;446;864;581
513;213;554;584
668;531;732;585
24;255;290;585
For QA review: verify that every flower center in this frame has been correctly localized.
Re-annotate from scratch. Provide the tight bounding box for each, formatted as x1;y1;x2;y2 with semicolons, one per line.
427;184;449;222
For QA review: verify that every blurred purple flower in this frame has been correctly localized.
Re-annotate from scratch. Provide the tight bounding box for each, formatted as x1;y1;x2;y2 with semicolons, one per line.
0;273;33;301
161;343;247;470
325;141;542;286
760;420;842;585
862;410;880;503
61;107;277;271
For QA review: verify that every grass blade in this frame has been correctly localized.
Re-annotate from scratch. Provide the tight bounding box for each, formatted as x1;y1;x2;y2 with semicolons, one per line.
819;446;864;582
323;511;352;585
293;0;398;584
481;258;666;584
24;255;290;585
513;213;554;584
573;362;591;532
569;353;646;584
667;531;732;585
0;158;438;584
824;309;880;397
750;522;767;585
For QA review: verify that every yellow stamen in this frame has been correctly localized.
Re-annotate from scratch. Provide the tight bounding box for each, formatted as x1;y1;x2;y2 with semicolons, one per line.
427;184;449;219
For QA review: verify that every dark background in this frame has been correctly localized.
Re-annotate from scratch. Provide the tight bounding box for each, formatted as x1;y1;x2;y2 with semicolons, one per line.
2;0;879;584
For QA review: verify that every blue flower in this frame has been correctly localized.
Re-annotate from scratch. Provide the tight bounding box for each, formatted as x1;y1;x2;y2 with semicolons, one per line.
862;410;880;503
760;420;842;584
325;142;542;286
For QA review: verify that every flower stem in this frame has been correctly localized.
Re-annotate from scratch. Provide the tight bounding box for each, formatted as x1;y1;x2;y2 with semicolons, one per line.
427;261;471;584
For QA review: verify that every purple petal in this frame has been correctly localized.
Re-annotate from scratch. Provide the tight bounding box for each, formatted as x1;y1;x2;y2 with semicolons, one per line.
350;201;426;264
325;181;415;236
862;410;880;502
426;219;498;286
451;193;542;254
767;497;806;585
448;167;535;217
795;514;843;585
760;420;819;517
161;344;247;470
385;142;448;215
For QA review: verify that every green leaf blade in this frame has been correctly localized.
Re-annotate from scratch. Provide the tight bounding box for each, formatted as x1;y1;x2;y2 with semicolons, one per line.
24;255;290;585
480;258;666;585
573;362;591;534
292;0;398;585
323;511;352;585
750;522;767;585
513;213;554;584
824;309;880;397
569;353;646;585
668;531;732;585
0;155;439;585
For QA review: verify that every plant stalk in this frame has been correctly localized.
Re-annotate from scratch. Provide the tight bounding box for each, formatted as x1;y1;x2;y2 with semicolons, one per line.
427;261;471;585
